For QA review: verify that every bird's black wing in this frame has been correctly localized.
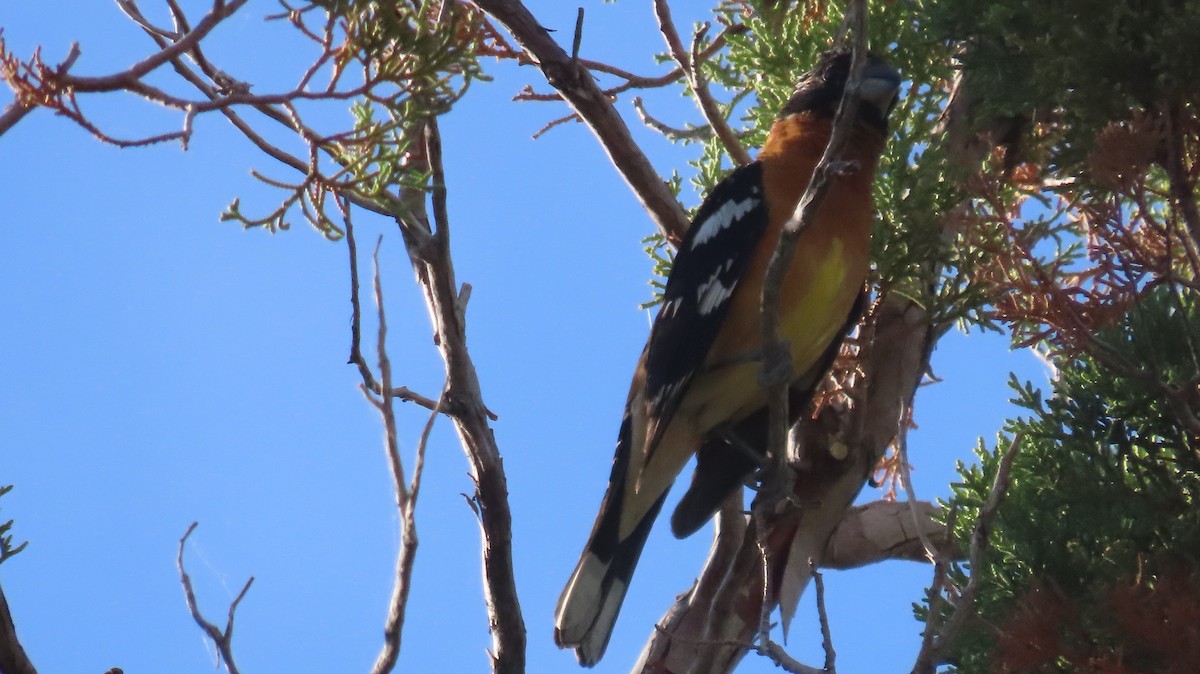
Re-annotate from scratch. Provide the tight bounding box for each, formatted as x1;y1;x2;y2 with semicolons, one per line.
643;161;769;442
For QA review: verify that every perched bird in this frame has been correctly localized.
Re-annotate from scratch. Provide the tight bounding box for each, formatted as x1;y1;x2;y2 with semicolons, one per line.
554;49;901;666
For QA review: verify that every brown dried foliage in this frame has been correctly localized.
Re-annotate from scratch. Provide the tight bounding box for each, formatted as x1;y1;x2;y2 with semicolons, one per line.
992;561;1200;674
991;581;1074;673
961;115;1198;359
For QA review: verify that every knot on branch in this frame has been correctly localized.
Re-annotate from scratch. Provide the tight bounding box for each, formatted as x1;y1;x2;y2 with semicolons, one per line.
543;59;585;92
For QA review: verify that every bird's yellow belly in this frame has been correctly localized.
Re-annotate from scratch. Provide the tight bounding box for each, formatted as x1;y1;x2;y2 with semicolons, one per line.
681;236;860;431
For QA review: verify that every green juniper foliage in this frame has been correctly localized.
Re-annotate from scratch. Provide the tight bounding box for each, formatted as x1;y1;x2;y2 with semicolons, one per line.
930;0;1200;176
932;286;1200;672
916;0;1200;667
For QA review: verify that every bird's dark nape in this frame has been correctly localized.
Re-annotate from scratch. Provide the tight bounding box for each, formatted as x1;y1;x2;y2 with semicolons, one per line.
779;49;901;130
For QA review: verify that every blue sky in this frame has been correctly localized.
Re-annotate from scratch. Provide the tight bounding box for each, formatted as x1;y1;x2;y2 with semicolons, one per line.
0;2;1046;673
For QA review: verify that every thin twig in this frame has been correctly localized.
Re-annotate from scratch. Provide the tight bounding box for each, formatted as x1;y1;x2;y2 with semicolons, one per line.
633;96;715;141
895;400;941;560
753;511;775;645
810;560;836;672
921;433;1023;668
758;639;826;674
760;0;869;473
72;0;395;221
911;504;958;674
652;0;752;166
346;211;446;413
513;24;747;102
74;0;252;92
531;111;582;139
367;235;446;674
346;207;375;387
570;7;584;66
371;237;408;504
177;522;252;674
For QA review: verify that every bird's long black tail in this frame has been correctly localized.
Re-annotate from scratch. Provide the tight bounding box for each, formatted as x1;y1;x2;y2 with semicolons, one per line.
554;414;667;667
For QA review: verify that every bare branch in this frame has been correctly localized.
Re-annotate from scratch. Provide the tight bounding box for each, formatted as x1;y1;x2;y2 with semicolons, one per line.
895;401;941;561
652;0;751;166
76;0;251;92
0;100;34;138
823;500;961;569
570;7;584;64
531;111;582;139
911;504;958;674
346;203;448;415
474;0;690;243
758;639;825;674
632;96;715;141
760;0;869;488
513;24;747;102
364;235;448;674
812;561;836;673
0;583;36;674
368;238;409;503
388;119;525;674
914;433;1023;672
177;523;252;674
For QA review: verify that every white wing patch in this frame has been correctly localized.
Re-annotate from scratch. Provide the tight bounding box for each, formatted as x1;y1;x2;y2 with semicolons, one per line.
690;194;760;248
696;261;736;316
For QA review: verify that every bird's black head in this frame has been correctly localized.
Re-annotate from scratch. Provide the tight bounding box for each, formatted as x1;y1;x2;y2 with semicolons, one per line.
779;49;901;130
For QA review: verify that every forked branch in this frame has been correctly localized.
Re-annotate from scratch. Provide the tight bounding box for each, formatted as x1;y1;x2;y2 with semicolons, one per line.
177;523;253;674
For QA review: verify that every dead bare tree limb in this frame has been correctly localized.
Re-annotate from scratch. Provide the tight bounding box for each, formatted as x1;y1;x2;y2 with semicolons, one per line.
350;233;448;674
811;561;836;673
474;0;691;244
387;119;526;674
822;500;960;570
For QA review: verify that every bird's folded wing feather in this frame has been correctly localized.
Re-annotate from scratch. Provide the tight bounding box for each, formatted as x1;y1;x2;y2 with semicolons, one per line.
642;161;770;456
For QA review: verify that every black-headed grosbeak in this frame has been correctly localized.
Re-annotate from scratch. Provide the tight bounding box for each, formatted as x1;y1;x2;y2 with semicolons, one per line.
554;50;901;666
